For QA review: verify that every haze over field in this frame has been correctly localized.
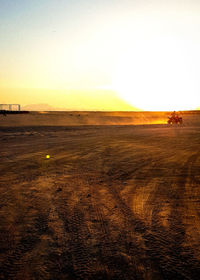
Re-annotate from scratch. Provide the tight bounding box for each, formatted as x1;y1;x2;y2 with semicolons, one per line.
1;0;200;111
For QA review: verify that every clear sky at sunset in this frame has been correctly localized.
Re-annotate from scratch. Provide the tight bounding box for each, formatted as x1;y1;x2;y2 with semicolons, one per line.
1;0;200;111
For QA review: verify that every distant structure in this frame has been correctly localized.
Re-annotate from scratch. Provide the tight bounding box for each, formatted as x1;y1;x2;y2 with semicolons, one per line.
0;104;29;114
0;104;21;111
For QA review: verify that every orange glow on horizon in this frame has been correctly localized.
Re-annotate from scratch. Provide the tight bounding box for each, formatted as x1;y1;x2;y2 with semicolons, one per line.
1;1;200;111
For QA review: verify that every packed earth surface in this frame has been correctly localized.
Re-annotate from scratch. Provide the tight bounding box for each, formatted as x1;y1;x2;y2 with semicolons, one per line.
0;111;200;279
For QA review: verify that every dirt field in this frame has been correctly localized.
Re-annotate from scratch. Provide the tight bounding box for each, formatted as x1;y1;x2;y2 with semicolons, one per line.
0;111;200;279
0;110;195;127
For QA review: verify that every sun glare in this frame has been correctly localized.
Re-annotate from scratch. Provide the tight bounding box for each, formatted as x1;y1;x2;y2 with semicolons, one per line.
113;37;199;111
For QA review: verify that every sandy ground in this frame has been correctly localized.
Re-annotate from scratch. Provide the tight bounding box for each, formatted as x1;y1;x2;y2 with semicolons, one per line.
0;110;199;127
0;111;200;279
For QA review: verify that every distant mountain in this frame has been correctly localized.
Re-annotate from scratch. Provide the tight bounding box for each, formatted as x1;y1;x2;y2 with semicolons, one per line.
2;87;139;111
22;104;67;111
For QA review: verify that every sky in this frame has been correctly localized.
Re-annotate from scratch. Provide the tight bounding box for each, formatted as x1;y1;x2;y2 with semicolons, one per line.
1;0;200;111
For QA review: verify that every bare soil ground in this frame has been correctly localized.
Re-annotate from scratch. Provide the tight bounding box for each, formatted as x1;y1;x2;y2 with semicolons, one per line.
0;111;190;126
0;112;200;279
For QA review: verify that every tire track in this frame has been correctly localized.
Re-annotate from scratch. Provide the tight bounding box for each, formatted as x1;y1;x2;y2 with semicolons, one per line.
56;185;96;280
103;152;200;280
0;212;50;280
87;188;138;280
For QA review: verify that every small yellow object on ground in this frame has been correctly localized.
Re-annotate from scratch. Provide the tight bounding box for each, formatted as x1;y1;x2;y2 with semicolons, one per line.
46;154;50;159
